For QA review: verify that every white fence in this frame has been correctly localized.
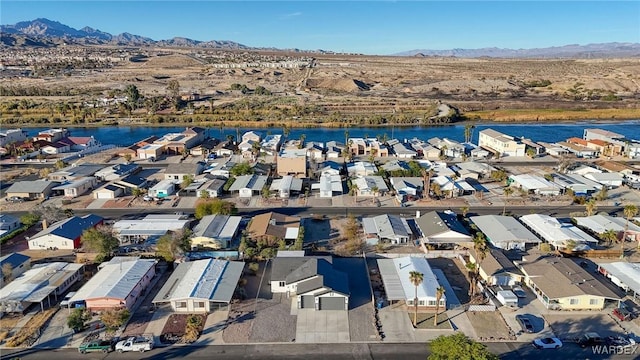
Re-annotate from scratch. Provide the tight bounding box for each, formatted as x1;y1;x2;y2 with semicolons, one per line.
468;304;496;312
62;144;116;162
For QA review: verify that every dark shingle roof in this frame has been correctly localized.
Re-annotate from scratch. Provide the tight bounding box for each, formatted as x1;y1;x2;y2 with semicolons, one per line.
289;258;350;296
31;214;103;241
0;253;30;269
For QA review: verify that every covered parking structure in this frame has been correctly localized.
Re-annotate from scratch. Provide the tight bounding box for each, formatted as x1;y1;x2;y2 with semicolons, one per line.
598;262;640;300
0;262;83;313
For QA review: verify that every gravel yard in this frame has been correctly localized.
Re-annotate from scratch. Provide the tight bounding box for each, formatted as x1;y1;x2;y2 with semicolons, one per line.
248;295;296;342
467;311;514;341
428;258;471;305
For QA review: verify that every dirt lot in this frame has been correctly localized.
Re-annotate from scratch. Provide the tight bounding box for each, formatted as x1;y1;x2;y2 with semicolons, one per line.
427;258;471;305
160;313;207;344
467;311;514;340
411;312;452;330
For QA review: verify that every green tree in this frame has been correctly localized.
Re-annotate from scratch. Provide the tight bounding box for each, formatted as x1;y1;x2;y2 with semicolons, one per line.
54;159;67;170
81;225;119;258
526;148;536;158
600;229;618;247
585;199;597;216
596;186;608;201
230;162;254;176
124;84;140;109
434;286;445;326
409;271;424;327
20;213;40;226
194;199;238;219
100;308;130;331
181;174;194;189
156;229;192;262
131;187;144;198
67;308;90;331
199;189;210;199
624;204;638;253
429;333;499;360
470;232;488;297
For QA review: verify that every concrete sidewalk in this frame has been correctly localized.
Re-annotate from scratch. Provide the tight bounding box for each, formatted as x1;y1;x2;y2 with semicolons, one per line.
194;310;229;346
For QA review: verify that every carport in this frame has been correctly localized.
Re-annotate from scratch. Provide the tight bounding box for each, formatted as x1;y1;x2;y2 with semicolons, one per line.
376;258;406;305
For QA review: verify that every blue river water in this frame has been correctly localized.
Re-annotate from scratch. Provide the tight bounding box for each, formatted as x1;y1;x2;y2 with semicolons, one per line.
20;120;640;146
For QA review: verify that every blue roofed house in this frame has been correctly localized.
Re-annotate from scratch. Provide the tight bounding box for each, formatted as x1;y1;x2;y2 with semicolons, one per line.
152;258;244;312
0;253;31;287
0;214;21;238
270;255;350;310
28;214;103;250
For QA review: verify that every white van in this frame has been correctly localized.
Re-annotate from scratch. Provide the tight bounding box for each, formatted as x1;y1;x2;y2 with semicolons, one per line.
60;291;77;308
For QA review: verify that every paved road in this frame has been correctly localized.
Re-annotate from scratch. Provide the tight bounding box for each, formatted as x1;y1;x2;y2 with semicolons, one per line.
1;341;637;360
1;205;625;220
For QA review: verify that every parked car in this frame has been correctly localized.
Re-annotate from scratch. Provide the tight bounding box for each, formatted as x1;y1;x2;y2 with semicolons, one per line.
516;315;535;333
532;337;563;349
512;286;527;298
60;291;77;308
613;307;634;321
143;195;154;201
6;196;25;203
115;336;154;353
78;340;114;354
577;332;604;348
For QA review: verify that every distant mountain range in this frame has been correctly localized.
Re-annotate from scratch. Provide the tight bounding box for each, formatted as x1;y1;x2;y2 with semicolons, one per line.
2;18;639;58
395;43;640;58
0;18;250;49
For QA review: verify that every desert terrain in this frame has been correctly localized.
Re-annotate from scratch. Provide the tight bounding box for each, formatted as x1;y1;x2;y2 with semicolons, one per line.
1;46;640;126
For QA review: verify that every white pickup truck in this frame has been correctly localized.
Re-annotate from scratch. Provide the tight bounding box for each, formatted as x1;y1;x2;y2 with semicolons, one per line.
114;336;153;353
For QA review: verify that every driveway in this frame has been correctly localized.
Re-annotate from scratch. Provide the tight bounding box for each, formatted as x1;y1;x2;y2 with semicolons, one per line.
295;309;350;343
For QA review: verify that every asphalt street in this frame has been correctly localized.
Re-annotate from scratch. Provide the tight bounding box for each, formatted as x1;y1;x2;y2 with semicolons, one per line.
1;341;638;360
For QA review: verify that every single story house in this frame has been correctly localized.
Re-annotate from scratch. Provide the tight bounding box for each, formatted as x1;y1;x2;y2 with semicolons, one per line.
362;214;413;245
311;173;343;198
48;164;104;182
415;211;472;245
584;172;624;189
152;258;244;312
92;184;126;199
574;214;640;242
68;257;157;311
191;215;242;250
137;144;164;160
508;174;562;196
115;174;148;190
0;262;83;313
468;248;523;286
270;176;303;198
5;180;58;200
390;177;424;197
52;177;99;198
270;256;349;310
164;162;206;181
347;161;377;177
597;262;640;299
148;179;176;198
0;214;21;238
520;214;598;250
246;212;301;244
470;215;541;251
198;178;227;198
517;255;622;310
112;214;190;244
28;214;103;250
352;176;389;196
228;174;268;198
94;163;140;182
0;253;30;286
377;256;446;309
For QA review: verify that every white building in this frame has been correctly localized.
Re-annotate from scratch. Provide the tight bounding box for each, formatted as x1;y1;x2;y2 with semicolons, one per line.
228;174;268;198
270;175;303;198
574;214;640;242
347;161;377;177
390;177;424;197
508;174;561;196
52;177;99;198
597;262;640;299
29;214;103;250
470;215;541;251
0;128;28;147
377;257;446;309
478;128;526;157
352;176;388;196
113;214;190;244
148;179;176;198
415;211;472;245
312;173;343;198
362;214;413;244
191;215;242;250
520;214;598;250
152;259;244;312
584;172;624;188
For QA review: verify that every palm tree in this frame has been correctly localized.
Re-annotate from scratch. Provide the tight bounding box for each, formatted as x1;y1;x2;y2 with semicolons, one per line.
460;206;470;217
465;262;477;297
421;168;436;199
623;204;638;253
463;124;475;143
344;130;349;147
503;187;514;215
351;183;359;203
434;286;445;326
430;182;442;200
471;232;488;297
409;271;424;327
600;229;618;247
585;199;597;216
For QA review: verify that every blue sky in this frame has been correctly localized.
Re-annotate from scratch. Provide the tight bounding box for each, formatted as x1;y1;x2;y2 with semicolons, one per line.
2;1;639;55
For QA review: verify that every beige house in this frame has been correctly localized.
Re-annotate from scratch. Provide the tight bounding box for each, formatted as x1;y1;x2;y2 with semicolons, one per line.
137;144;164;160
478;128;526;157
468;248;523;286
517;255;621;310
348;138;389;157
277;149;307;178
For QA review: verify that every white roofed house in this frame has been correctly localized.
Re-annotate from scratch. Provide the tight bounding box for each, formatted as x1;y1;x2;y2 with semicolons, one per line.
362;214;413;245
470;215;541;251
312;173;343;198
376;257;446;309
508;174;561;196
148;179;176;198
415;211;472;246
152;258;244;312
52;177;99;198
112;214;190;245
241;131;263;143
597;262;640;299
432;175;464;198
352;176;388;196
228;174;268;198
191;215;242;250
305;142;325;160
550;173;601;196
261;134;283;155
574;214;640;242
478;128;526;157
68;257;157;311
520;214;598;251
0;128;28;148
391;142;417;159
584;172;624;189
347;161;377;177
390;177;424;197
325;141;345;159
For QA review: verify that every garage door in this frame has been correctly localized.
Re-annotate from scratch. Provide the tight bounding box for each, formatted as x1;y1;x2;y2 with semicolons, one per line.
95;192;113;199
319;297;345;311
300;295;315;309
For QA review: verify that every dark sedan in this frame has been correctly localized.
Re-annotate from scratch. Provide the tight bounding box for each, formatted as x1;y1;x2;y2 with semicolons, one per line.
516;315;535;333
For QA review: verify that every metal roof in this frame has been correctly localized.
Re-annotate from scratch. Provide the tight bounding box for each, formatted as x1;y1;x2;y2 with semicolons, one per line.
377;257;445;301
363;215;412;239
415;211;471;241
6;180;57;194
470;215;541;245
192;215;241;240
70;258;156;304
575;214;640;234
229;175;267;192
152;259;244;304
520;214;598;247
52;177;95;190
599;262;640;295
0;253;30;270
